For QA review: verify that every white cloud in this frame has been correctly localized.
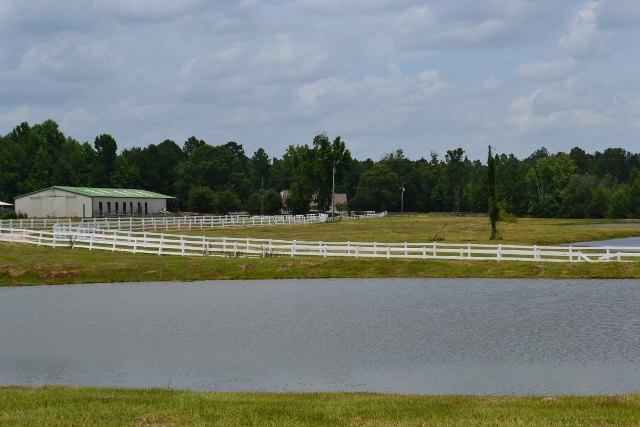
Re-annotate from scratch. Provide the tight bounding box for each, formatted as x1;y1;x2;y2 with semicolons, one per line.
517;1;608;82
481;74;500;90
0;0;638;161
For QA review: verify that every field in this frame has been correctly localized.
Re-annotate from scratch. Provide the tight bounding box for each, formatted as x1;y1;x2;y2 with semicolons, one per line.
166;215;640;246
1;386;639;427
2;216;640;285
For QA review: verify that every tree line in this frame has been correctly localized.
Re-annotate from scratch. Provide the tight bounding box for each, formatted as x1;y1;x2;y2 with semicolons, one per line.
1;119;640;218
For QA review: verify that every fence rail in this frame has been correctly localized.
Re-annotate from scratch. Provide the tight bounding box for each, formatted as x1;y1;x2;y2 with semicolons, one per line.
2;225;639;262
0;212;387;231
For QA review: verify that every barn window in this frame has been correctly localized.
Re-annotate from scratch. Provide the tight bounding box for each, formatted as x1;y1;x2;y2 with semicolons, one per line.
99;202;103;213
145;203;148;214
137;202;141;213
130;202;133;213
107;202;111;213
115;202;119;213
123;202;126;213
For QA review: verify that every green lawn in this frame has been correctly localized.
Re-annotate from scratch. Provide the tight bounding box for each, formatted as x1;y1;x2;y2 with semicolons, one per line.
167;215;640;246
3;216;640;285
1;386;639;427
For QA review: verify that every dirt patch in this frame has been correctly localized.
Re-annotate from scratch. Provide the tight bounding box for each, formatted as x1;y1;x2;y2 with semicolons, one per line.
0;265;27;277
133;414;178;427
603;396;634;405
239;263;258;271
277;262;294;271
49;271;70;278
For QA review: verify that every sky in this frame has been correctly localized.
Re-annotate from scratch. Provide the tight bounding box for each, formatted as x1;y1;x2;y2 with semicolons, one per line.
1;0;639;162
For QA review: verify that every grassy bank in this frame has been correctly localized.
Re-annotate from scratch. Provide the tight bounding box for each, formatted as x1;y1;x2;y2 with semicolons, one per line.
3;239;640;286
1;386;639;426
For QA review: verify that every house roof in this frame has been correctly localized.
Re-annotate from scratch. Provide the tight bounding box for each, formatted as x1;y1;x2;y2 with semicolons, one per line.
17;186;174;199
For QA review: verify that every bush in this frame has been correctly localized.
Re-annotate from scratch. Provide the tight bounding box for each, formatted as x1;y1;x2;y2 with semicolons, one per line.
188;186;217;213
1;211;17;220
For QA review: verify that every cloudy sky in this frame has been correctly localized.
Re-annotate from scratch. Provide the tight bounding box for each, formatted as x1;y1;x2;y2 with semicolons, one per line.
1;0;639;161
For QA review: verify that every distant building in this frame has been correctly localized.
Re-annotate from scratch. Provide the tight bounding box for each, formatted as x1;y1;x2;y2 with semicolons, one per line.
0;201;12;214
14;186;174;218
329;193;347;213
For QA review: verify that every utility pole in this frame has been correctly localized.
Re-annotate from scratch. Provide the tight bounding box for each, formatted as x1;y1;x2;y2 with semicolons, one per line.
261;177;264;216
332;151;346;222
487;145;498;239
400;182;405;213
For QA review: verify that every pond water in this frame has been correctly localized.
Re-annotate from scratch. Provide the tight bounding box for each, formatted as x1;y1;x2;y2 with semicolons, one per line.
1;279;639;395
569;237;640;247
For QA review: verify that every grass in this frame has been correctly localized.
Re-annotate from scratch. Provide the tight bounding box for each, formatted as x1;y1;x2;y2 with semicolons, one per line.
3;217;640;285
0;386;639;427
168;215;640;246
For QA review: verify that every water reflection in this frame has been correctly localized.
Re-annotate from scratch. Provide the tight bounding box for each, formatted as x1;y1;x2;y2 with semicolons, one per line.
1;279;639;395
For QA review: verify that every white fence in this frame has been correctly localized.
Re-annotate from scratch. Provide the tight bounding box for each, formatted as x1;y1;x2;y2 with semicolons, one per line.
0;212;387;231
2;225;639;262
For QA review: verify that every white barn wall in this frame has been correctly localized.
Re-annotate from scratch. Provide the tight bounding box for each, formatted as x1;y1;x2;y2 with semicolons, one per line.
15;188;92;218
14;188;169;218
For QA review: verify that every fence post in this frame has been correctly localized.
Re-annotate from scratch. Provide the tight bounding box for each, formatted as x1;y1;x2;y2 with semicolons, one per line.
181;236;185;256
292;240;296;257
355;246;359;258
467;243;471;259
38;232;42;246
133;238;137;254
324;245;327;257
498;244;502;261
158;234;164;256
569;246;572;262
433;242;437;257
89;234;93;250
234;241;238;256
269;239;272;254
423;247;426;259
347;241;350;255
373;242;377;256
387;247;390;259
606;246;610;262
223;237;227;252
404;242;408;256
112;234;116;252
52;232;56;248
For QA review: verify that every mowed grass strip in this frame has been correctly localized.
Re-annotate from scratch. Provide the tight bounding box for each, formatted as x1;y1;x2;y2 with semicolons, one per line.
3;238;640;286
168;216;640;246
1;386;639;427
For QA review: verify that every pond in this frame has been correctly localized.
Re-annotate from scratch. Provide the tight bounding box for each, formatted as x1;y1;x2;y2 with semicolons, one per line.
1;279;639;395
569;237;640;247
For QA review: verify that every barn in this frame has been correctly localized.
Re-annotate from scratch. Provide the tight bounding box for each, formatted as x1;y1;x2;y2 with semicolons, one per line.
14;186;174;218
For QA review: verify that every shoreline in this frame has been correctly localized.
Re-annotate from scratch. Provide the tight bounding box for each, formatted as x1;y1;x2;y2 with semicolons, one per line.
2;385;639;426
3;241;640;286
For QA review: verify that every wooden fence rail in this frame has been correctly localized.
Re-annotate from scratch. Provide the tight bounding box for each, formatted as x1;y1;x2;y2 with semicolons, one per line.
2;226;639;263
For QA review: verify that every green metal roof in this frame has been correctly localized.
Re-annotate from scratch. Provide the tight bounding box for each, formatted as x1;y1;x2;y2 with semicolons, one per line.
55;187;174;199
17;186;174;199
